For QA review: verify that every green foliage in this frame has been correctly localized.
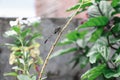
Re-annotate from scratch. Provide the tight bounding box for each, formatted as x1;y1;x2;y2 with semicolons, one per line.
4;18;43;80
67;2;92;12
81;64;106;80
111;0;120;7
87;1;114;18
51;0;120;80
78;16;109;28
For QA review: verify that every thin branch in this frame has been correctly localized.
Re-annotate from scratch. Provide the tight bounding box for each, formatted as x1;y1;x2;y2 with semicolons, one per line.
38;1;84;80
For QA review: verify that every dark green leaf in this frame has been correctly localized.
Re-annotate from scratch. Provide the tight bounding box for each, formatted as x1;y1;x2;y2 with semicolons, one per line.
78;16;109;29
81;64;106;80
50;47;77;58
111;0;120;7
103;67;120;78
112;23;120;34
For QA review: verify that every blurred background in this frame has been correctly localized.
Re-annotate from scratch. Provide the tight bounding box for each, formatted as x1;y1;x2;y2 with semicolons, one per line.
0;0;87;19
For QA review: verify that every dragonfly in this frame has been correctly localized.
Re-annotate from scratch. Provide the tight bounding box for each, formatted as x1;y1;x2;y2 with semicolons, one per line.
44;27;61;44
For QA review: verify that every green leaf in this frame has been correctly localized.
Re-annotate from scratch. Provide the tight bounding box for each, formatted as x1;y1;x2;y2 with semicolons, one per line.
11;26;21;33
50;47;77;58
66;30;87;41
111;0;120;7
81;64;106;80
67;2;92;11
89;53;100;64
26;33;41;45
103;67;120;78
14;52;23;56
76;32;91;48
90;28;103;42
115;55;120;63
17;75;32;80
31;33;41;40
87;37;109;63
4;72;17;76
78;16;109;29
57;38;73;46
66;30;80;41
112;23;120;34
21;28;31;39
88;1;114;18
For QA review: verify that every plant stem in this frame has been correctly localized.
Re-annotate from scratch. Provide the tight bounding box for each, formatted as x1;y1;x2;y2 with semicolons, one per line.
38;1;84;80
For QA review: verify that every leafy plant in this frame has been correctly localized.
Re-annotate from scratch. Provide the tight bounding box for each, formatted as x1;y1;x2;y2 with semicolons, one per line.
3;18;43;80
51;0;120;80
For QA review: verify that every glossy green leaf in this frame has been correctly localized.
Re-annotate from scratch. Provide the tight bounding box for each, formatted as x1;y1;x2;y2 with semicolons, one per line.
81;64;106;80
78;16;109;29
4;72;17;76
50;47;77;58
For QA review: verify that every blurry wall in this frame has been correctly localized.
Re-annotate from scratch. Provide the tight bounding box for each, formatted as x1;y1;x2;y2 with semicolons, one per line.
35;0;87;19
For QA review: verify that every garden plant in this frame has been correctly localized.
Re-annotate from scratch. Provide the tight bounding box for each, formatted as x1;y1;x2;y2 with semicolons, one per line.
3;0;120;80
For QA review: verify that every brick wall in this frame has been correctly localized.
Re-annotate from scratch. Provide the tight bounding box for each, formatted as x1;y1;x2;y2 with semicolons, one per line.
35;0;87;19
